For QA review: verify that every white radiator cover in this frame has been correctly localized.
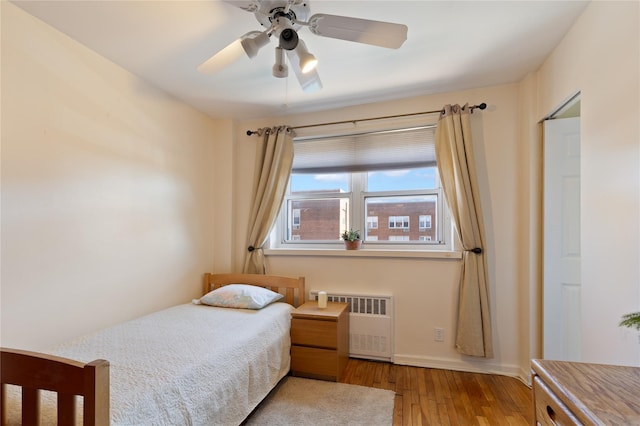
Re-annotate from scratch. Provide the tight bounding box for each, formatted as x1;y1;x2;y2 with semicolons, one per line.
310;290;393;362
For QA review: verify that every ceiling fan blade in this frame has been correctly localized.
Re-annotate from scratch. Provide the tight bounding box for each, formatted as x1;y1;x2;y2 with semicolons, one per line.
197;38;245;74
286;48;322;93
222;0;260;13
197;30;271;74
308;13;408;49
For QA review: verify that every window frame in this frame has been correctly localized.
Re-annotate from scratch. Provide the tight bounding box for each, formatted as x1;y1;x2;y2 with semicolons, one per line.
270;171;453;251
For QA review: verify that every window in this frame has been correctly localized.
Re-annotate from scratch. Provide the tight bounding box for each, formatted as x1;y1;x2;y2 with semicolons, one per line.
367;216;378;229
388;215;410;229
292;209;301;230
271;123;451;251
419;215;432;229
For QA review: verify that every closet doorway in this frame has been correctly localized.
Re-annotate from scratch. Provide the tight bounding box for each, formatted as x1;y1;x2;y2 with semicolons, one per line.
542;95;581;361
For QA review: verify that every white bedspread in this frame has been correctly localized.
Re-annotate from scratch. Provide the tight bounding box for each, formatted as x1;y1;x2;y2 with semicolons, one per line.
7;302;293;426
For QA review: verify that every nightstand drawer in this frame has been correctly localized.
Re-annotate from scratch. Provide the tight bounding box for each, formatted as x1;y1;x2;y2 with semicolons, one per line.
533;376;582;425
291;346;340;379
291;318;337;349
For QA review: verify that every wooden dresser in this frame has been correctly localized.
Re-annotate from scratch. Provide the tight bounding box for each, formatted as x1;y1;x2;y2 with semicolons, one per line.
531;359;640;425
290;301;349;382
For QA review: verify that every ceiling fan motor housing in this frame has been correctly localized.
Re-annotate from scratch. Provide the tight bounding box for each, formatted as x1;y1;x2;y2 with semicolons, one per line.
254;0;310;31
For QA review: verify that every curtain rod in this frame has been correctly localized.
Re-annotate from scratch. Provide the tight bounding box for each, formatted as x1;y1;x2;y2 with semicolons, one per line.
246;102;486;136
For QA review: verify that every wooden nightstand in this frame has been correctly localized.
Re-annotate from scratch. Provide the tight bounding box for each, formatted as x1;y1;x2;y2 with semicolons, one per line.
290;301;349;382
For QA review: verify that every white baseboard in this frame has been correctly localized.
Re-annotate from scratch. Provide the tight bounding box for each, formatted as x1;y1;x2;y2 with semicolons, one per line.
392;354;531;386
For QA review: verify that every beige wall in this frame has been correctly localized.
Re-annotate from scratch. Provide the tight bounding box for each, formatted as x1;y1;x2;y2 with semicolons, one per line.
517;72;543;374
1;3;217;350
230;84;529;378
535;1;640;365
210;118;235;273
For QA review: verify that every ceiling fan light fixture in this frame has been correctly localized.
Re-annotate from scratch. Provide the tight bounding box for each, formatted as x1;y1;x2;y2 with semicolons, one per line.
294;40;318;73
240;31;270;59
300;53;318;73
274;15;300;50
272;46;288;78
279;27;299;50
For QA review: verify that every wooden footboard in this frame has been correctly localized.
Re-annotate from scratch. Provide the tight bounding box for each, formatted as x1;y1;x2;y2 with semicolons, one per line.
203;273;306;307
1;347;109;426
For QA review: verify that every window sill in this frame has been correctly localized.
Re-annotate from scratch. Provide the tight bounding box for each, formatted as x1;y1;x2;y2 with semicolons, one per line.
263;248;462;260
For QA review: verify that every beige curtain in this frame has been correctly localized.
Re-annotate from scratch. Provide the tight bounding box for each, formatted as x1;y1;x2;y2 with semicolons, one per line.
435;104;493;358
243;126;294;274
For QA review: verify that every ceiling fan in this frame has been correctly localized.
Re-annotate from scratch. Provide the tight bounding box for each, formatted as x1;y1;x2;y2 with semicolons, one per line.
197;0;408;93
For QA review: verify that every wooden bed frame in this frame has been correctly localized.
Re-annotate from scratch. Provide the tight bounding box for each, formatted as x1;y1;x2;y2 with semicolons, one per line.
203;273;306;307
2;273;306;426
1;348;109;426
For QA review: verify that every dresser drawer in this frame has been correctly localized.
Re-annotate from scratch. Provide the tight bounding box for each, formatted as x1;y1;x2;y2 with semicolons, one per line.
533;376;583;426
291;346;339;379
291;318;337;348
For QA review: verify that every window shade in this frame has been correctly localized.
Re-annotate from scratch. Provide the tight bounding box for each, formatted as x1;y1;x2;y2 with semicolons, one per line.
292;125;436;174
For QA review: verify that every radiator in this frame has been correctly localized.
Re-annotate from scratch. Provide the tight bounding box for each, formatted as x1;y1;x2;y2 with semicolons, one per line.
310;290;393;362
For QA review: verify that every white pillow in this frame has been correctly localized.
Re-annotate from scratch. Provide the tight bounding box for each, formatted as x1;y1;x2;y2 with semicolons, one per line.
198;284;284;309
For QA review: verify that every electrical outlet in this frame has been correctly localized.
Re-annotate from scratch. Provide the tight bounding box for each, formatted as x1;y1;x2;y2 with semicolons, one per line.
434;327;444;342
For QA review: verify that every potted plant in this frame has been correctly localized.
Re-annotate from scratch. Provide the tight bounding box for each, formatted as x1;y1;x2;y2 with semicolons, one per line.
619;312;640;331
341;229;362;250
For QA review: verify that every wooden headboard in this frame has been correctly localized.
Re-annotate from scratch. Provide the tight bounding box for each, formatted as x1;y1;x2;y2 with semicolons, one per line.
203;273;306;307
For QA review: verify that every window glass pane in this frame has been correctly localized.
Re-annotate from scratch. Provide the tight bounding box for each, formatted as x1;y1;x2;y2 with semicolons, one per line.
286;198;349;241
365;195;438;242
290;173;348;193
367;167;437;191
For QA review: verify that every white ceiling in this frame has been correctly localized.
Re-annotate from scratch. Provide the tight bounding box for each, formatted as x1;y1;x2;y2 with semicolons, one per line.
12;0;589;120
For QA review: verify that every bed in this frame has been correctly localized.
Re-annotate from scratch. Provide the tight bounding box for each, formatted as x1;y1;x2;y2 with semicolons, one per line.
1;273;306;426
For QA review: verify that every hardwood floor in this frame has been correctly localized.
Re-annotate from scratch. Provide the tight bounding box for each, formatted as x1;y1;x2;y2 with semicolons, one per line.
340;358;533;426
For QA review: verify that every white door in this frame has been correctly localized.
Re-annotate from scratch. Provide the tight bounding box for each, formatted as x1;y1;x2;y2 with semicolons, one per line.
543;117;581;361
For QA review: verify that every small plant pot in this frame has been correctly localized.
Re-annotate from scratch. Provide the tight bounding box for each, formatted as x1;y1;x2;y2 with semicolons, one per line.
344;240;362;250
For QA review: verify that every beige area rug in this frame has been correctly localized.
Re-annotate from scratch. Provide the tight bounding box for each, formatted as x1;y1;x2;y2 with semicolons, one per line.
244;376;395;425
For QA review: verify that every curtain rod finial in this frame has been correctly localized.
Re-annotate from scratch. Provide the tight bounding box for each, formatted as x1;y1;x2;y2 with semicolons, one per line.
477;103;487;110
247;130;255;136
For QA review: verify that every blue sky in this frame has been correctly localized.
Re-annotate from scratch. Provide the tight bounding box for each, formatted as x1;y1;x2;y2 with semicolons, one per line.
291;167;438;192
